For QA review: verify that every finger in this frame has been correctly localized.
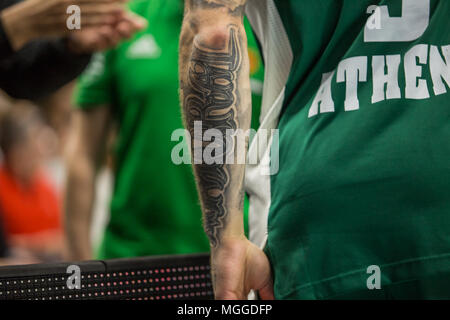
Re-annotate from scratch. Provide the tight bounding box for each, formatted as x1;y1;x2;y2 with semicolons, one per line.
75;0;128;4
215;288;242;300
94;25;118;50
124;12;148;30
212;265;245;300
76;3;125;16
42;12;119;28
47;2;125;16
115;21;134;39
104;29;122;48
82;14;119;27
258;277;275;300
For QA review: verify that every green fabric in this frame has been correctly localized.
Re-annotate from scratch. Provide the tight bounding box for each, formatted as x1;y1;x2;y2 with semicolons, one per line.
245;18;265;237
74;0;263;258
269;0;450;299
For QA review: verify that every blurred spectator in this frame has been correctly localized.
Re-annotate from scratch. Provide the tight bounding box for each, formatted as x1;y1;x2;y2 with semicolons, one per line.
66;0;264;261
0;0;146;100
37;81;75;157
0;101;64;262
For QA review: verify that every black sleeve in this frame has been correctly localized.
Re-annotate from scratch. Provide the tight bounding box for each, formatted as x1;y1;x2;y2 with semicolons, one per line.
0;38;91;100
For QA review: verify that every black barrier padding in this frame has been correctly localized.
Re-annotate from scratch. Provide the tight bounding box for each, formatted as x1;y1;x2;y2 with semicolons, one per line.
0;253;213;300
0;261;105;278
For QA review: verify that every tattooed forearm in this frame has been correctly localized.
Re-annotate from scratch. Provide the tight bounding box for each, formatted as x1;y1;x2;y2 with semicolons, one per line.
183;26;242;247
189;0;246;16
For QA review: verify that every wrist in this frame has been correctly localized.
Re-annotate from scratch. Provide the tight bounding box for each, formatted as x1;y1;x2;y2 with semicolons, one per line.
207;209;246;250
210;234;247;253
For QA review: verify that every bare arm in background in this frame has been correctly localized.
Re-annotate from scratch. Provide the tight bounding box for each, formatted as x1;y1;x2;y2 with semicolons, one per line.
179;0;273;300
64;107;111;261
1;0;131;51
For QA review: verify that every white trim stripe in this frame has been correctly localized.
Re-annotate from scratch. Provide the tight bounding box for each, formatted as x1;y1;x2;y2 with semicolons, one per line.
245;0;294;249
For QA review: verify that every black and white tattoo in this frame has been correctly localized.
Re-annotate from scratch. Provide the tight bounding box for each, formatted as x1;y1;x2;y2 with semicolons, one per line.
183;26;242;247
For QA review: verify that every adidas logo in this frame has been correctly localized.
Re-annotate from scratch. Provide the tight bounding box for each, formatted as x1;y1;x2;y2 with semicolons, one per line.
127;34;162;59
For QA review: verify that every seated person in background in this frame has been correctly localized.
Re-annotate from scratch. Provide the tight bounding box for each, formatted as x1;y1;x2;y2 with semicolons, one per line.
0;102;64;262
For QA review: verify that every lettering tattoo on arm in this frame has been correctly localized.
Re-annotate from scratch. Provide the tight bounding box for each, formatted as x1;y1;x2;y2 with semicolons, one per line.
182;26;242;247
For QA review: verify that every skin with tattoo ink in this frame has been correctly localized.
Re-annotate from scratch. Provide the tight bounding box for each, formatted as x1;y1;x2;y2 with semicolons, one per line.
184;26;241;247
179;0;274;300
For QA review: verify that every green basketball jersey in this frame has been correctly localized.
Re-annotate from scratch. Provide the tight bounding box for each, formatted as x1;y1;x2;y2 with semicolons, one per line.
247;0;450;299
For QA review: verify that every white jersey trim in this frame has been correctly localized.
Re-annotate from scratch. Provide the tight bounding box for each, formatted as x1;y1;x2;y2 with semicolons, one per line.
245;0;293;249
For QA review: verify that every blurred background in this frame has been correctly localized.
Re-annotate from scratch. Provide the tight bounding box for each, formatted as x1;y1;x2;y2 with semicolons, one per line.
0;0;264;265
0;82;114;264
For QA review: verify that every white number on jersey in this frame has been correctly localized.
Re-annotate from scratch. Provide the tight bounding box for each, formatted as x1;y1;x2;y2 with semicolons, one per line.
364;0;430;42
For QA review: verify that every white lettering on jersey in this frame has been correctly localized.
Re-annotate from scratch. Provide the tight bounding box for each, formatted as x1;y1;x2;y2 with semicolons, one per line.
430;45;450;96
308;45;450;118
372;55;401;104
337;56;368;112
308;71;335;117
405;44;430;99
